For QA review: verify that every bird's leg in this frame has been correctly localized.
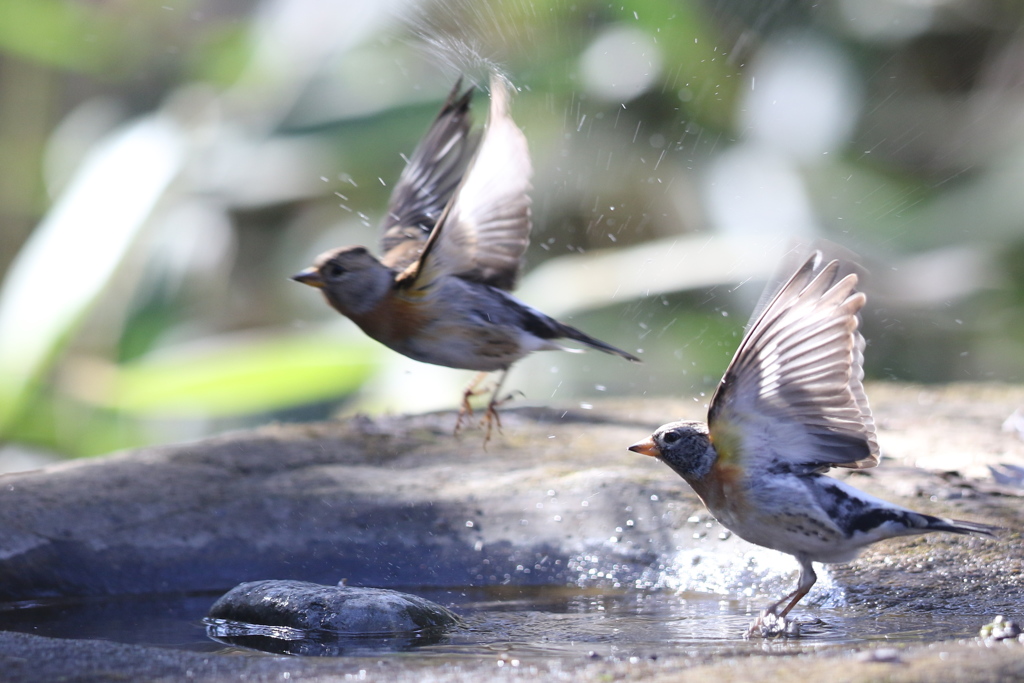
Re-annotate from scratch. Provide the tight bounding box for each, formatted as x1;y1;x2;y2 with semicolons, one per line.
777;560;817;618
455;372;489;436
746;559;816;638
478;369;516;447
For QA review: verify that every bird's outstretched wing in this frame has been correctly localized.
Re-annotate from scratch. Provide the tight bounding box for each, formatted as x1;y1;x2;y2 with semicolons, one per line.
380;79;479;271
707;251;879;474
397;74;532;292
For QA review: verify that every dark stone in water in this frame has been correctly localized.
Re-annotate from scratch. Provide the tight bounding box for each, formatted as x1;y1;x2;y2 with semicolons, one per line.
205;579;461;656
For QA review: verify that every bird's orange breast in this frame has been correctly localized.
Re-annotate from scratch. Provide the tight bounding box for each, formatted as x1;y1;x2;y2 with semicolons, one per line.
347;290;432;350
690;461;751;525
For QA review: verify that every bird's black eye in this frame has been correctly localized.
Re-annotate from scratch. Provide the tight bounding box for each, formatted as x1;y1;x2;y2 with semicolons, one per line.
662;431;681;444
324;262;345;279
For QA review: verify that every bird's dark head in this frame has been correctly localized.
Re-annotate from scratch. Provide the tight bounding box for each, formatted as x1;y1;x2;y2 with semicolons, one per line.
628;420;715;481
291;246;392;316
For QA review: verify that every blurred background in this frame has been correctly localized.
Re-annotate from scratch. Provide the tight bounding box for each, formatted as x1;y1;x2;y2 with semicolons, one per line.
2;0;1024;467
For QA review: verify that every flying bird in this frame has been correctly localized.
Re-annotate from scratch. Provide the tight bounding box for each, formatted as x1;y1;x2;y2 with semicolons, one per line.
628;251;997;636
293;76;639;440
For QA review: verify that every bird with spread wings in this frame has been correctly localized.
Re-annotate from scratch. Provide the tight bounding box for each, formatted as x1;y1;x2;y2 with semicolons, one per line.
293;75;639;441
630;251;996;636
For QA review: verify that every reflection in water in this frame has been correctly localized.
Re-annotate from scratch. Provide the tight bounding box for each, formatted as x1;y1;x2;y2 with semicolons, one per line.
414;587;987;660
204;617;450;657
0;584;991;659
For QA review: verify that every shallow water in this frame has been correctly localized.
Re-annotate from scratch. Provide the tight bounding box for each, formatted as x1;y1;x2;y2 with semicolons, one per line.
0;584;989;659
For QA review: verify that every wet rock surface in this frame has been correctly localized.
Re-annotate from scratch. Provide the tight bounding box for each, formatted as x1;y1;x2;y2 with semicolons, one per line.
0;384;1021;681
2;625;1024;682
0;401;704;601
208;580;460;635
205;579;460;655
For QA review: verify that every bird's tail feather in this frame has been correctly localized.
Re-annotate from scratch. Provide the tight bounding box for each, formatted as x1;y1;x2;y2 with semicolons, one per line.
927;516;1000;537
557;323;641;363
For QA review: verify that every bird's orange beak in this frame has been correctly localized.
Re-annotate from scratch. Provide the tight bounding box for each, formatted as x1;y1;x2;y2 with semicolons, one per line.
291;267;324;289
628;437;661;457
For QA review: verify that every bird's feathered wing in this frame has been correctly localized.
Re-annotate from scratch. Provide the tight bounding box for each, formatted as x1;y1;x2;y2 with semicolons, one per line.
380;79;479;271
398;74;532;292
707;251;879;474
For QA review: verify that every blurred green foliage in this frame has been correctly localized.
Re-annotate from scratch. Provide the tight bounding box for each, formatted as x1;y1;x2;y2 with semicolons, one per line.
90;334;380;418
2;0;1024;461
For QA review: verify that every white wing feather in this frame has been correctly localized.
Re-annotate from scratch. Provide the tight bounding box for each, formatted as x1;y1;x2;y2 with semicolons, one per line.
401;75;532;292
708;252;879;473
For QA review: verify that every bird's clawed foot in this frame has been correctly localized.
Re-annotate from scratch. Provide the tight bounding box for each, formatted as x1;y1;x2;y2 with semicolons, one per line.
481;390;525;447
746;561;814;637
454;395;479;437
454;372;522;446
481;400;503;446
745;608;801;638
454;372;490;437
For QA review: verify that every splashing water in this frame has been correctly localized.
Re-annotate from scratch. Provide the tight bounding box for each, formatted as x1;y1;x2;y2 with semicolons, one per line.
565;538;845;612
641;546;846;610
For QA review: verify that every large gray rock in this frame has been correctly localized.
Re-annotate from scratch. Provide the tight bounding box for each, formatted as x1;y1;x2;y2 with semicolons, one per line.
0;405;690;600
0;386;1021;680
1;387;1020;605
